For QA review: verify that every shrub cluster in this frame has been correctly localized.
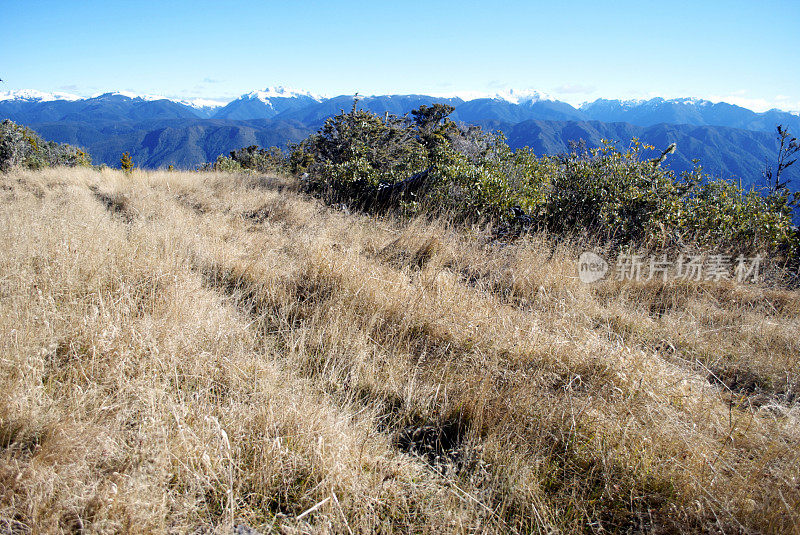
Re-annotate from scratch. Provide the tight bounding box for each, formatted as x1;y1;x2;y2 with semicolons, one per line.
285;102;798;258
201;145;287;174
288;100;432;203
0;119;92;171
544;142;797;255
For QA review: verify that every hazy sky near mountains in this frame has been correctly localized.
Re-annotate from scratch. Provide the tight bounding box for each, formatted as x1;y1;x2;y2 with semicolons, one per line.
2;0;798;111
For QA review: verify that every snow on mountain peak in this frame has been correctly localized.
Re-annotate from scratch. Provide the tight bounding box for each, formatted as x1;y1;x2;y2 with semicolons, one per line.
579;96;714;110
178;98;228;110
0;89;81;102
666;97;713;106
428;88;556;104
577;98;646;110
244;86;323;102
91;91;169;101
493;89;554;104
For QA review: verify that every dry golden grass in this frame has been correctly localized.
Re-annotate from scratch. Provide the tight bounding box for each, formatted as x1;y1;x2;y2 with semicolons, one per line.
1;166;798;534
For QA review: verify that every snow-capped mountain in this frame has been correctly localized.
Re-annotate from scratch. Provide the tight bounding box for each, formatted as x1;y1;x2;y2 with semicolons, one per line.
87;92;230;118
0;90;202;123
244;86;323;102
176;98;228;118
452;89;584;124
213;86;323;120
90;91;171;102
269;94;466;125
0;89;81;102
179;98;228;109
428;89;556;104
579;96;799;132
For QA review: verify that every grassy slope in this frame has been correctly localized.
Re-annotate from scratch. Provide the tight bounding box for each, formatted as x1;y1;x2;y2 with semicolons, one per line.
0;167;798;534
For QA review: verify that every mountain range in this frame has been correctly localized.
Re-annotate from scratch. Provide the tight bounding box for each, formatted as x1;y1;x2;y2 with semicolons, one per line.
2;87;799;192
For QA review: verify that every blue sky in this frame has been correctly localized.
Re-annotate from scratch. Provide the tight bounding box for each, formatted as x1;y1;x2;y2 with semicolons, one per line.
2;0;798;111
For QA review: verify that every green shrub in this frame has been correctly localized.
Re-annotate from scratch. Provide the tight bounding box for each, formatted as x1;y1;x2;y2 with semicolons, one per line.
542;140;690;243
201;145;287;174
679;177;797;253
120;151;134;173
228;145;287;173
290;100;429;202
201;154;244;173
0;119;92;171
425;134;555;221
288;99;544;216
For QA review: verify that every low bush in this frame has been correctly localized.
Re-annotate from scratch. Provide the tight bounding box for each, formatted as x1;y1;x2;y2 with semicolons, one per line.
289;100;430;203
0;119;92;171
202;145;288;174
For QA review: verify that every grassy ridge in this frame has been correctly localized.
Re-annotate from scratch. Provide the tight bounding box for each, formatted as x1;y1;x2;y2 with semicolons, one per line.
1;167;799;533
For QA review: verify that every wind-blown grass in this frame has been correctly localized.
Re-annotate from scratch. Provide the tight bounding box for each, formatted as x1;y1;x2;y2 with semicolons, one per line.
1;167;798;533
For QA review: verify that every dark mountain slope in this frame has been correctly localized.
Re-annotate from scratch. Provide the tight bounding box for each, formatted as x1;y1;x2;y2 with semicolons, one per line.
452;98;586;124
32;118;313;169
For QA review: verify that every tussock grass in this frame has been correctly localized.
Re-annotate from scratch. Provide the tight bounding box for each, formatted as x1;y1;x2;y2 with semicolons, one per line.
1;167;799;533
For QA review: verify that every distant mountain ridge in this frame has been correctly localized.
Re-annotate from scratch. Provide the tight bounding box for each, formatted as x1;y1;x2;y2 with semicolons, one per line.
579;97;800;133
1;87;799;193
3;87;798;132
0;91;200;123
